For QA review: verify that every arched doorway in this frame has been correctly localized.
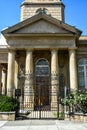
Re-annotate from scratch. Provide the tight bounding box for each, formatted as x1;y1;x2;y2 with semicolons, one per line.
35;59;50;110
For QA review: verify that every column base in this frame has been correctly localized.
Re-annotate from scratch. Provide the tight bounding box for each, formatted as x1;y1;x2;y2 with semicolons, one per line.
51;102;58;111
7;88;14;97
24;102;34;111
24;96;34;111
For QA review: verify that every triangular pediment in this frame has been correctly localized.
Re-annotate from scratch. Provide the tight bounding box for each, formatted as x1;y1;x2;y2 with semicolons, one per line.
13;19;71;34
2;13;82;36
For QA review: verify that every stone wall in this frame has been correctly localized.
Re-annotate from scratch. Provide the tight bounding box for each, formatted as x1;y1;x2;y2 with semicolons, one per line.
21;2;64;21
65;113;87;122
0;112;15;121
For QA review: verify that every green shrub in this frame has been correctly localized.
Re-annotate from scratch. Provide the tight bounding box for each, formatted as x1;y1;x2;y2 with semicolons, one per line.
0;96;19;112
61;90;87;113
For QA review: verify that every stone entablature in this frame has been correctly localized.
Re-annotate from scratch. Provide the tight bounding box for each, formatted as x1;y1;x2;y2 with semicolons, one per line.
0;46;8;63
8;38;76;50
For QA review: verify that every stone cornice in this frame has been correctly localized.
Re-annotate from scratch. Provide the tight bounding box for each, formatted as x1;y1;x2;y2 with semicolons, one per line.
21;2;65;7
4;33;76;38
79;36;87;41
0;46;8;53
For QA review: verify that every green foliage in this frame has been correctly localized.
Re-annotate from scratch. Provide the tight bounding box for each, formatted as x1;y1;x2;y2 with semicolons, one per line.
61;90;87;113
0;96;19;112
53;112;64;119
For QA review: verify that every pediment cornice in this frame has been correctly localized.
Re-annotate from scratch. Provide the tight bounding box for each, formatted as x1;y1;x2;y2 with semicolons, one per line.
2;12;82;38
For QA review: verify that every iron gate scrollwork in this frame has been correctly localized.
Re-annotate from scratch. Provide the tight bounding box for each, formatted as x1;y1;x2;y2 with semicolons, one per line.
17;61;65;119
18;75;61;119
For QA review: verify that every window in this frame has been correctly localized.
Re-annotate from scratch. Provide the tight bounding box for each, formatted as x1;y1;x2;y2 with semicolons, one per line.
35;59;50;76
78;59;87;90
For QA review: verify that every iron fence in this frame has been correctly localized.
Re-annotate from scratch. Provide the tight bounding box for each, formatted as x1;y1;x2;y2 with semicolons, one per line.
15;75;65;119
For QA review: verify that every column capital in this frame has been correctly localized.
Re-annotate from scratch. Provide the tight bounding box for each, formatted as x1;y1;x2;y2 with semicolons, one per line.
2;67;6;72
8;46;16;51
68;47;77;51
51;49;58;54
26;49;34;52
8;49;16;55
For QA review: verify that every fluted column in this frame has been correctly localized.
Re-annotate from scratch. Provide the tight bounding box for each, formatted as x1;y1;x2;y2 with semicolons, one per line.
51;50;59;110
7;50;15;96
69;48;78;91
2;68;6;95
24;50;34;111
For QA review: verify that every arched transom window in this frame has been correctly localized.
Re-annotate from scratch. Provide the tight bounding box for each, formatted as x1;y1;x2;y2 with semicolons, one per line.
78;58;87;89
35;59;50;76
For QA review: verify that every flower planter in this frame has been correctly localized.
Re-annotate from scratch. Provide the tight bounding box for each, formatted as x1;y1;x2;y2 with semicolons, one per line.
65;112;87;122
0;112;15;121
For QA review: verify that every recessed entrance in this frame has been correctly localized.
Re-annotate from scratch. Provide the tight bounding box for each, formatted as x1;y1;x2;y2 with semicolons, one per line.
35;59;50;110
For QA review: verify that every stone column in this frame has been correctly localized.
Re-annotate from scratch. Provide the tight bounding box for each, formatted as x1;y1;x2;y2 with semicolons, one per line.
24;50;34;111
14;60;19;89
0;64;2;95
7;50;15;97
51;50;59;110
2;68;6;95
69;48;78;91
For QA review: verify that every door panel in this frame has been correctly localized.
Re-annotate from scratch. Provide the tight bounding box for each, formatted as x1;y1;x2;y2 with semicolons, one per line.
35;59;50;110
35;76;50;110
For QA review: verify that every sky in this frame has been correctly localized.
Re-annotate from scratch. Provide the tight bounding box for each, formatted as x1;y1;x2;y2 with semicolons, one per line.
0;0;87;35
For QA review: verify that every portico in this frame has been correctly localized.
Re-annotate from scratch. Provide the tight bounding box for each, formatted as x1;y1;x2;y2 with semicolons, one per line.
6;46;78;110
0;0;82;117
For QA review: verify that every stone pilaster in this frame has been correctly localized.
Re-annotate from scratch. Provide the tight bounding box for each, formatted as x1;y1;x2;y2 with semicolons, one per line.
7;50;15;97
24;50;34;111
2;68;6;95
69;48;78;91
51;50;59;110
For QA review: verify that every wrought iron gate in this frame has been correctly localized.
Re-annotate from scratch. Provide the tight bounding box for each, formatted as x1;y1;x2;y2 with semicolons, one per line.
17;59;65;119
18;76;58;119
17;75;65;119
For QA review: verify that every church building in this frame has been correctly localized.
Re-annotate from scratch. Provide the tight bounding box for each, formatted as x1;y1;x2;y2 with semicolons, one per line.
0;0;87;118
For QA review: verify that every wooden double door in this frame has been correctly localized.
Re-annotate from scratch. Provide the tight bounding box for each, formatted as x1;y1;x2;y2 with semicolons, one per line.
35;76;50;109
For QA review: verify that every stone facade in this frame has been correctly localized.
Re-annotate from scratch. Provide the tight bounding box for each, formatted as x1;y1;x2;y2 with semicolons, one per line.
0;0;87;116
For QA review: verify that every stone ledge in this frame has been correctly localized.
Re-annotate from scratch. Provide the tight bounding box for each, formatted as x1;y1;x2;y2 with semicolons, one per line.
65;112;87;122
0;112;15;121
